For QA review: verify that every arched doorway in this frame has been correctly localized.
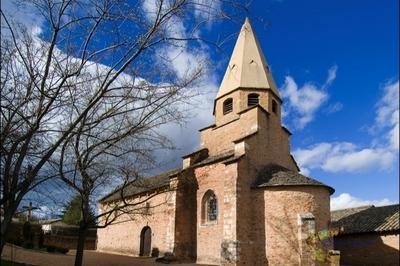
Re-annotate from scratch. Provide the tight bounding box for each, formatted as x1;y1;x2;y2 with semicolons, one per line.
139;226;152;256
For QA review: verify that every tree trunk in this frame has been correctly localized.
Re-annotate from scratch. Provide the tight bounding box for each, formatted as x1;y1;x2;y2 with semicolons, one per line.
1;202;18;255
74;221;88;266
74;193;91;266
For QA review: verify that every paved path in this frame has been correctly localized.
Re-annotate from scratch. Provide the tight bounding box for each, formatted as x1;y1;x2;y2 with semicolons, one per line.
2;244;208;266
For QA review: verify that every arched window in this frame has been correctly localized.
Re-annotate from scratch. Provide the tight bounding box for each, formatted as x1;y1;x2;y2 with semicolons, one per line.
272;99;278;114
248;93;259;107
201;190;218;224
223;98;233;114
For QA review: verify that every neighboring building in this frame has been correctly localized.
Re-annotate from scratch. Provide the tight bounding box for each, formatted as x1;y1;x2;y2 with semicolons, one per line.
331;204;400;265
39;219;62;234
97;18;336;265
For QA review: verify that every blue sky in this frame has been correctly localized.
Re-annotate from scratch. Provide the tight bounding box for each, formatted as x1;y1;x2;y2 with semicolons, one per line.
239;0;399;209
3;0;398;213
169;0;399;210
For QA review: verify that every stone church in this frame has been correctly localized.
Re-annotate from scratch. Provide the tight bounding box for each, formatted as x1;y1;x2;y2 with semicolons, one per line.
97;18;335;265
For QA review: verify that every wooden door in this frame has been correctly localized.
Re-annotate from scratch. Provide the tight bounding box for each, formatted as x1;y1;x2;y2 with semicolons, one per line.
140;226;151;256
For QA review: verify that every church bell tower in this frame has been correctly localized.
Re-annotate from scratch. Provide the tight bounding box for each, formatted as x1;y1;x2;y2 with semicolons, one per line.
213;18;282;127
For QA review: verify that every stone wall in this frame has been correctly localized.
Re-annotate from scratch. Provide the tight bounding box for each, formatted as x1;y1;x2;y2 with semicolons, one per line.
194;162;238;265
220;162;239;265
213;89;280;127
96;190;177;256
334;233;399;265
44;235;96;250
235;158;263;266
200;92;303;265
200;106;259;156
243;109;296;172
263;186;332;265
202;103;296;172
173;170;198;260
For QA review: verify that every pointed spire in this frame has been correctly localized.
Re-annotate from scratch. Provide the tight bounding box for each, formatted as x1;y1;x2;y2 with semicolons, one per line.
216;18;280;99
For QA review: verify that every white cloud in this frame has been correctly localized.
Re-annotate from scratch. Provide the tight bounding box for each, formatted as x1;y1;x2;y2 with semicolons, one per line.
374;80;399;151
1;0;44;35
294;142;396;174
331;193;396;210
323;147;395;172
325;102;343;114
193;0;222;23
375;80;399;127
323;64;338;89
388;110;399;150
3;0;218;175
294;79;399;175
140;0;220;168
141;0;214;81
281;65;337;129
163;47;209;80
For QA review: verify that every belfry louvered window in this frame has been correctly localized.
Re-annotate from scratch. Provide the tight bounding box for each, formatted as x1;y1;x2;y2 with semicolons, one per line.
272;99;278;114
223;98;233;114
248;93;259;107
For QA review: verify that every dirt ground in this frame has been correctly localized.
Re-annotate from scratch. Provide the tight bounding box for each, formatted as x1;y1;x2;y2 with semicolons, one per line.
2;244;210;266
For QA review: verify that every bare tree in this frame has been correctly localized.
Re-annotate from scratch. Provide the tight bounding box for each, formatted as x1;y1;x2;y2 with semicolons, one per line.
0;0;247;262
55;66;199;265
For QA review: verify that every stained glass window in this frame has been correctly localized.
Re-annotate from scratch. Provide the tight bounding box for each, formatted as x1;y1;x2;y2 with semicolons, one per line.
208;194;217;221
201;190;218;224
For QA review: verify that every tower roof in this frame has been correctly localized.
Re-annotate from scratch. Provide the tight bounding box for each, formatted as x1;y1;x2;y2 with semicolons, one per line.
216;18;280;99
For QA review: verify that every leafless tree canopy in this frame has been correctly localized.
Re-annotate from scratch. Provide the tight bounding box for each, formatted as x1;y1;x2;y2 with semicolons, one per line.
1;0;247;262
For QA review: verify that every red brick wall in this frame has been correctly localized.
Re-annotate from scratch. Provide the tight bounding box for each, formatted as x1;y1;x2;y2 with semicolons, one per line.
173;170;197;260
195;162;238;265
263;186;331;265
334;233;399;265
97;190;177;256
200;106;259;156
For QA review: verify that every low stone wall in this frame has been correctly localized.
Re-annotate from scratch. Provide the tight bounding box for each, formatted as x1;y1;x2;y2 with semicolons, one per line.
334;232;399;265
44;235;96;250
7;222;42;246
7;222;97;250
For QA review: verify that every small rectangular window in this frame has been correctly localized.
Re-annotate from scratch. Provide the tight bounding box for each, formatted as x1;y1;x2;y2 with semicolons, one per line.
223;98;233;114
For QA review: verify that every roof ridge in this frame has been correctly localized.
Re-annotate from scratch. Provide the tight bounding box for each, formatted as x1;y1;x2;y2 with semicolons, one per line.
331;205;375;212
99;167;181;202
332;204;400;213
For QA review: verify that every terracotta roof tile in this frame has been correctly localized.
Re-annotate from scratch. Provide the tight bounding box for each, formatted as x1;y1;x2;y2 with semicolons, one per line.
99;168;181;203
331;204;400;235
99;151;236;203
253;164;334;194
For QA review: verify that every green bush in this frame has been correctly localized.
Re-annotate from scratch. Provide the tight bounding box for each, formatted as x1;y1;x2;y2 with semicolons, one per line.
46;245;56;252
45;245;69;254
22;222;32;242
8;238;23;247
62;195;95;226
55;247;69;254
22;241;34;249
